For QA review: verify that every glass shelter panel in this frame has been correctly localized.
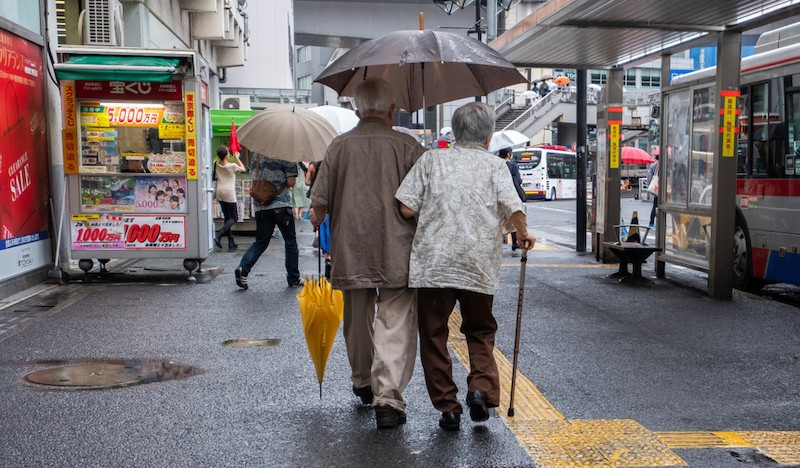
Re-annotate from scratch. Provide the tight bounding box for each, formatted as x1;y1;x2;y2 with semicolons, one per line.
664;212;711;267
664;89;691;207
690;86;716;206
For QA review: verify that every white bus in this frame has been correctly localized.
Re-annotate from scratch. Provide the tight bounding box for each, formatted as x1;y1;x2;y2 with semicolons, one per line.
512;145;577;200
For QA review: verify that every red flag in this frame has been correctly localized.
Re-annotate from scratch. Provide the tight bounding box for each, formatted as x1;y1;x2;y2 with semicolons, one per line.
229;120;242;154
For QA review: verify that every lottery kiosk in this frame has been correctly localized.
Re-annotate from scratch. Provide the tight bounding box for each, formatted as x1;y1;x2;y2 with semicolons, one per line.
55;49;214;274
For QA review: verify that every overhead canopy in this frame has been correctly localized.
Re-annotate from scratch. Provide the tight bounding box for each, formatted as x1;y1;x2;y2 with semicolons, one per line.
55;56;180;82
210;109;261;137
492;0;800;69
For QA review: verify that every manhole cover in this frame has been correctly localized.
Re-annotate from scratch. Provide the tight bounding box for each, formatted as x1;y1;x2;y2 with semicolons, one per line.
221;339;282;347
24;359;199;389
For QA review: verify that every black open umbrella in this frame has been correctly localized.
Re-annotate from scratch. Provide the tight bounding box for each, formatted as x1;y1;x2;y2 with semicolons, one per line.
314;29;527;112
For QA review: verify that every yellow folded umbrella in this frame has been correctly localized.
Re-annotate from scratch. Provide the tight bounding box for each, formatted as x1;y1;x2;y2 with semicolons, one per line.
296;276;344;398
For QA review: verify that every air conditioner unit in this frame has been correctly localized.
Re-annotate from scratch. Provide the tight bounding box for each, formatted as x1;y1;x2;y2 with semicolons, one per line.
221;95;251;110
82;0;124;46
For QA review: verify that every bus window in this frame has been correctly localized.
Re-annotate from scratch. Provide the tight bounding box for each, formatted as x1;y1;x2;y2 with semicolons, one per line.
738;89;750;176
752;82;769;175
513;150;541;170
767;78;787;178
547;154;564;178
787;91;800;177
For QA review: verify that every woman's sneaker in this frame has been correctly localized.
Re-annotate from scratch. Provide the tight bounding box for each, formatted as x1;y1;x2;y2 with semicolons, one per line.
235;267;248;290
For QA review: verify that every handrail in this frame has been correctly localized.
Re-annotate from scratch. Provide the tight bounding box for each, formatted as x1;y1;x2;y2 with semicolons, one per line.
493;93;515;113
502;89;558;131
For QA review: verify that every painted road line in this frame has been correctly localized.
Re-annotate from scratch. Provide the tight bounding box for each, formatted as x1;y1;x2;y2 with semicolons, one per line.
502;262;617;269
446;309;800;467
529;205;575;214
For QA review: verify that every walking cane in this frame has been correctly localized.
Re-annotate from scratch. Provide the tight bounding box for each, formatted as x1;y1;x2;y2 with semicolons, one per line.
507;247;528;417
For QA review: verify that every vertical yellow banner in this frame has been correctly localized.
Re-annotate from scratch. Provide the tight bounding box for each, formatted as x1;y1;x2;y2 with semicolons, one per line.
721;93;738;158
609;122;620;169
184;91;198;179
62;81;79;174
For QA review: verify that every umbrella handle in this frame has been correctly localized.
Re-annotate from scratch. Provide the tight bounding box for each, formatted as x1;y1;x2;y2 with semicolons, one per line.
508;247;528;417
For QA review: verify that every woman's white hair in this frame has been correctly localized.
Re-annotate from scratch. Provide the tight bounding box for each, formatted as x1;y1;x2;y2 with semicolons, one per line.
452;102;497;145
353;78;396;114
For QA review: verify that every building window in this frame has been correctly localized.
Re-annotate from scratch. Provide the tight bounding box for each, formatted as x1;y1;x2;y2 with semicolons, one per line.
297;46;311;63
641;69;661;88
624;69;637;87
297;75;312;90
590;70;606;85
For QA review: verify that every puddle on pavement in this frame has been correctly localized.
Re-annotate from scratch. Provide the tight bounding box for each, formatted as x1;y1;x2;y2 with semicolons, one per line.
20;358;201;390
221;339;281;347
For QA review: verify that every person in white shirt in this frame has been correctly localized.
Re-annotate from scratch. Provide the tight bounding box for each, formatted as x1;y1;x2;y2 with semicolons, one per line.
214;145;246;249
395;102;535;432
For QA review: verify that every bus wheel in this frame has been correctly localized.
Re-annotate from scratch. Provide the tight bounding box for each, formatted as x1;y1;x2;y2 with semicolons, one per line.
733;215;765;292
550;187;557;201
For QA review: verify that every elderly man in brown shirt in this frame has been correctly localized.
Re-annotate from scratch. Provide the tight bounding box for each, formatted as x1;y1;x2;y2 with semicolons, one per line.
309;78;427;429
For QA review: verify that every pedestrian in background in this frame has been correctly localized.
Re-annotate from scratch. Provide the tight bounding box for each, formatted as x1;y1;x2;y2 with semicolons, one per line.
292;162;311;220
214;145;245;250
647;153;659;228
310;78;427;429
235;154;301;289
395;102;535;432
499;147;527;253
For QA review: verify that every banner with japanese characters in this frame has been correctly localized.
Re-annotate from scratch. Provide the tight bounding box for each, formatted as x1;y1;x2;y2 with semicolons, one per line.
71;214;125;250
123;215;185;250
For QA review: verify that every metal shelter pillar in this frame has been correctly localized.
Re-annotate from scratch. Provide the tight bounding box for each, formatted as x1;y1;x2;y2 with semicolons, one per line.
576;68;587;252
656;54;669;278
597;67;623;262
708;31;742;299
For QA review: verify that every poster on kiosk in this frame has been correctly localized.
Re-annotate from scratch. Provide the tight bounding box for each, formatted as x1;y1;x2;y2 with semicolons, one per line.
60;52;212;274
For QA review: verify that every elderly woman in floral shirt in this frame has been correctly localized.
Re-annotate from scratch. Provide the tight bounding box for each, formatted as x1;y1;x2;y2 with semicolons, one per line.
395;102;535;431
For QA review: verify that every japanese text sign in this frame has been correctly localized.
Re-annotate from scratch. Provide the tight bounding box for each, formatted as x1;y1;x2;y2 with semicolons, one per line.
184;91;197;180
75;80;183;101
62;129;79;174
720;90;740;158
609;121;621;169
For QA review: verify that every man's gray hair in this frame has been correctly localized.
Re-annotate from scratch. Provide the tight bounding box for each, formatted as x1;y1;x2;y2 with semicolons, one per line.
353;78;396;114
452;102;496;145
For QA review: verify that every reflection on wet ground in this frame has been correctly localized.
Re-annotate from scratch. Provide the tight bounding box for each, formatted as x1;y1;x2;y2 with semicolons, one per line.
221;339;282;347
0;358;201;390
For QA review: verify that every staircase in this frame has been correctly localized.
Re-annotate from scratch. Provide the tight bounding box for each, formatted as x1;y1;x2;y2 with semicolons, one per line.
495;107;528;131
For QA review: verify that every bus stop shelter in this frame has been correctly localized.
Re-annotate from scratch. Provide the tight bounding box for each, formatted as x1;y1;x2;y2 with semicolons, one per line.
491;0;800;299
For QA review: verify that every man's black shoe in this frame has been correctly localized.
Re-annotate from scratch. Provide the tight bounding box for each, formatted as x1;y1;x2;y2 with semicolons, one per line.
235;267;248;290
288;279;303;287
374;405;406;429
228;240;238;250
438;411;461;431
467;390;490;422
352;386;373;405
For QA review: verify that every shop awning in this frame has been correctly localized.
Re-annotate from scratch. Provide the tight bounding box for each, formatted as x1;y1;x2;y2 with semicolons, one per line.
210;109;261;137
55;56;180;82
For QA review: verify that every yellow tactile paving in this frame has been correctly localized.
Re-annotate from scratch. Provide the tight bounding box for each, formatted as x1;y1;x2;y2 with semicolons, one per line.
445;309;800;467
738;432;800;465
656;431;755;449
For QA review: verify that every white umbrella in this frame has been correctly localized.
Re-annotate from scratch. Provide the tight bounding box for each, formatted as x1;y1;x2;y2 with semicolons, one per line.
521;90;538;99
588;83;602;91
440;126;452;136
308;105;359;134
237;107;338;162
489;130;530;153
392;126;423;143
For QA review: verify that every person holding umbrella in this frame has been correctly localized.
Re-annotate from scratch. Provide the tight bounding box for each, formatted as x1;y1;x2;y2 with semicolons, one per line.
395;102;535;432
309;78;427;429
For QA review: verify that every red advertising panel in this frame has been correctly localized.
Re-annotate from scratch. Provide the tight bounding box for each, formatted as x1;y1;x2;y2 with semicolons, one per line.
0;28;49;247
75;80;183;101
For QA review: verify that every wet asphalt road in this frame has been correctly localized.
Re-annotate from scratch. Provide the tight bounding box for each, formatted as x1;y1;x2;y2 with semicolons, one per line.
0;217;798;467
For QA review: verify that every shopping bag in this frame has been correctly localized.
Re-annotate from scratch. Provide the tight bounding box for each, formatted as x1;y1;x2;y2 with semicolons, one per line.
647;174;659;195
